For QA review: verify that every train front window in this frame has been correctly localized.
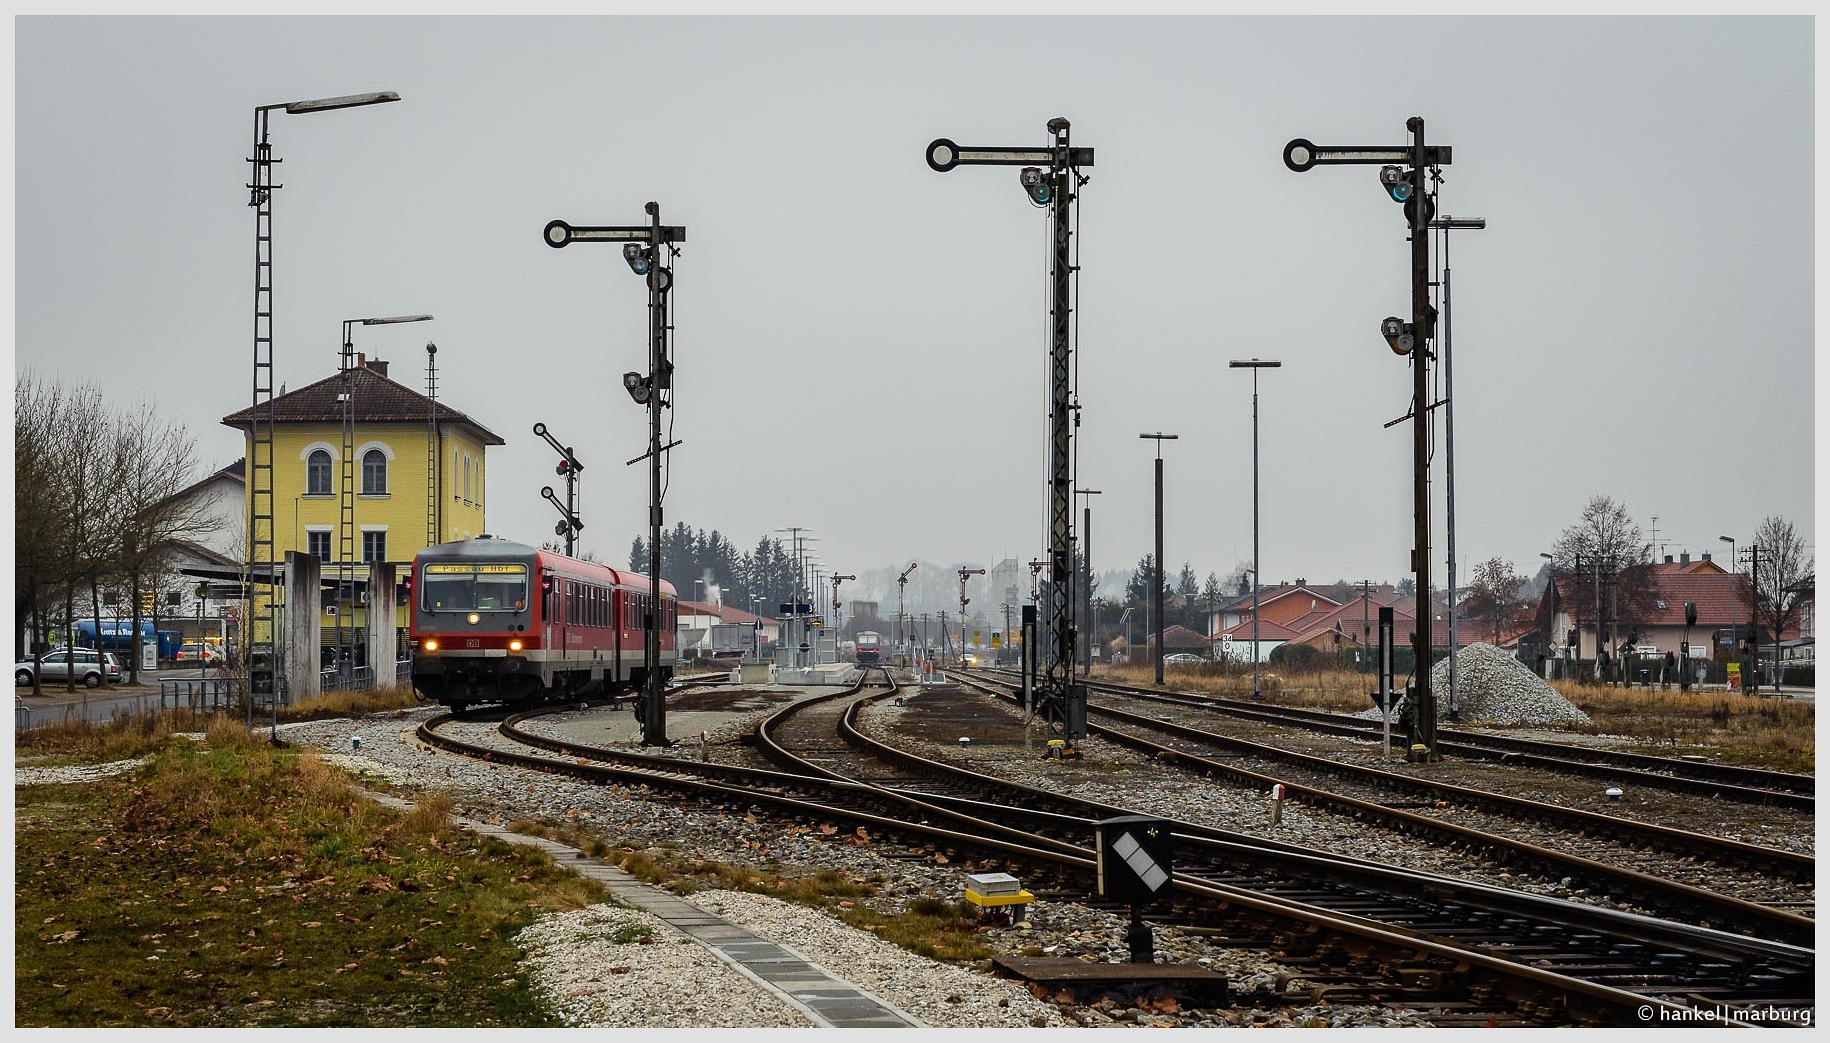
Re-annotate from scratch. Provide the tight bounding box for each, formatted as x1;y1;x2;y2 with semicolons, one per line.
421;563;529;612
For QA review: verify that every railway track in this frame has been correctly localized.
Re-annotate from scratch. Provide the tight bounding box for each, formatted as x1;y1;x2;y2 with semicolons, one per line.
954;671;1812;936
984;668;1812;809
965;671;1813;887
413;666;1814;1026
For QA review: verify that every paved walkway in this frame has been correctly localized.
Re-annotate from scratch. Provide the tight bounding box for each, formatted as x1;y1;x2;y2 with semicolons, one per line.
356;788;923;1029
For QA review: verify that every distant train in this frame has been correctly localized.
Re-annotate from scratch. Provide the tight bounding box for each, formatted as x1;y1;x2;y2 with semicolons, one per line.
408;534;678;711
855;631;882;664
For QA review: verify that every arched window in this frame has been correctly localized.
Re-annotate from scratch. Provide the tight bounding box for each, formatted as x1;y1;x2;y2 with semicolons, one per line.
307;450;332;496
362;449;388;494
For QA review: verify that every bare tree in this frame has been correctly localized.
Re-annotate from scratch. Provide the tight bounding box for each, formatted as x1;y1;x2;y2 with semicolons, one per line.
110;400;213;684
1463;556;1528;645
15;371;65;689
1749;516;1813;689
1550;494;1656;649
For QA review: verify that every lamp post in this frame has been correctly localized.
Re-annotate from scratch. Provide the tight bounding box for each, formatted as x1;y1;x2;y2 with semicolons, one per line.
1138;435;1177;685
1229;359;1281;700
543;203;685;747
245;89;401;737
1720;536;1737;690
336;313;432;689
1075;489;1102;675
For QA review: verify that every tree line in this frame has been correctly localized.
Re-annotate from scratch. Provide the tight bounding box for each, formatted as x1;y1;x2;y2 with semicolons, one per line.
625;524;804;613
15;371;215;688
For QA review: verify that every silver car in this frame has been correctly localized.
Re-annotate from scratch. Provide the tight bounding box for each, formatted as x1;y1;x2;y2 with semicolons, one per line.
16;647;123;688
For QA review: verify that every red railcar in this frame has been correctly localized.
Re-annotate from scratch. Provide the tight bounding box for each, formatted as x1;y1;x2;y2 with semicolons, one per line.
855;631;882;664
408;534;678;710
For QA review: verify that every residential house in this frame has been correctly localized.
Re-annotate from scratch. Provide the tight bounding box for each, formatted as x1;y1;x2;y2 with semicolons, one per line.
676;599;782;649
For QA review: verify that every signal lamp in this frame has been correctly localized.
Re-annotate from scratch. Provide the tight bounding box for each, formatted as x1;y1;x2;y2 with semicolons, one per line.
1379;165;1412;202
1019;166;1051;206
1380;316;1414;356
623;243;652;276
623;370;651;405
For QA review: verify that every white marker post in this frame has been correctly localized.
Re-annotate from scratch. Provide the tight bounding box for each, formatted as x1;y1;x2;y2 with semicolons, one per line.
1269;783;1286;825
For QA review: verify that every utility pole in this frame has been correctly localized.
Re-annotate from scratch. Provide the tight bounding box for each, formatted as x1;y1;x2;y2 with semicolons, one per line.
1284;119;1455;762
533;422;584;554
1139;434;1177;685
1430;214;1485;720
543;203;685;747
927;119;1093;747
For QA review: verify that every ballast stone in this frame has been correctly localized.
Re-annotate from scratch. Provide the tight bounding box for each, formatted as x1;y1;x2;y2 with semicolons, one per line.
1380;643;1592;728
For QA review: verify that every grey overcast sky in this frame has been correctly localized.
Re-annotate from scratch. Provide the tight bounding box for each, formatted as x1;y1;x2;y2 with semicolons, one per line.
13;15;1819;601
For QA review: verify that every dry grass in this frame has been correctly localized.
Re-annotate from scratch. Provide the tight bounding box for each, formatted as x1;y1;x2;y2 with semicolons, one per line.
17;707;223;764
1547;680;1814;772
286;684;423;719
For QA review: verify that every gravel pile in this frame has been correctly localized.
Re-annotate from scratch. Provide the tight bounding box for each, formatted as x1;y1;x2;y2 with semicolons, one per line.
1369;643;1592;727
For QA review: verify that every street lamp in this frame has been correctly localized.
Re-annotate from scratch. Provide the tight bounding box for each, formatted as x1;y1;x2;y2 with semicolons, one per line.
245;89;401;737
1138;435;1177;685
336;313;432;688
1229;359;1282;700
1720;535;1738;688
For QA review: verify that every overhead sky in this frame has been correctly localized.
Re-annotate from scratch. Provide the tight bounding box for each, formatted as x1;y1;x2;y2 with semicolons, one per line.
14;15;1818;604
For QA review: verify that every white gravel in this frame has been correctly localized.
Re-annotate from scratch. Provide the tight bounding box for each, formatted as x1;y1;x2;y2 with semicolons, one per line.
1368;642;1593;727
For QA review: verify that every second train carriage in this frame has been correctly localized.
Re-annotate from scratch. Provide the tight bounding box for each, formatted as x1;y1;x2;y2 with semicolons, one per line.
408;534;678;710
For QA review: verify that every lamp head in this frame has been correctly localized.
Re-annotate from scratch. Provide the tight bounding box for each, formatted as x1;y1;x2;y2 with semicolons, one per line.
623;243;652;276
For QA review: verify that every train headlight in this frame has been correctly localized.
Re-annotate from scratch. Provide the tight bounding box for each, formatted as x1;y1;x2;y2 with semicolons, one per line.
468;613;480;625
423;639;438;652
509;639;523;652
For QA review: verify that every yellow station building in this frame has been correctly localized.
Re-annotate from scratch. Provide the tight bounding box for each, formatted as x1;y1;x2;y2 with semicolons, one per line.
221;354;504;664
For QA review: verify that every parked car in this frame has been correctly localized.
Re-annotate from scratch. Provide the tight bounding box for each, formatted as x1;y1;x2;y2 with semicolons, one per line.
1164;653;1208;666
16;647;124;688
175;641;224;666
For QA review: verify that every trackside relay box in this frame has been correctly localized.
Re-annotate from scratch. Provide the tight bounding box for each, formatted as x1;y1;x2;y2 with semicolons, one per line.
1095;816;1174;903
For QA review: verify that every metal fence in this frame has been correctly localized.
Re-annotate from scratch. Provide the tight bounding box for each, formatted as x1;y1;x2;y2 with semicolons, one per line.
160;678;238;713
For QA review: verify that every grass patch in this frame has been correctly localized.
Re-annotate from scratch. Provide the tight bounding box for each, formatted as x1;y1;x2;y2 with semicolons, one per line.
15;730;606;1028
285;685;423;720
